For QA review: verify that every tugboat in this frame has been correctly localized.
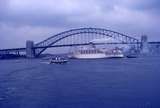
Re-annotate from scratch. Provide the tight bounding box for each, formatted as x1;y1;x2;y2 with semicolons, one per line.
125;48;139;58
126;53;139;58
50;56;68;64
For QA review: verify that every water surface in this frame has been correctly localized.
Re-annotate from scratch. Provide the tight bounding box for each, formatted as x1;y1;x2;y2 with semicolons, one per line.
0;57;160;108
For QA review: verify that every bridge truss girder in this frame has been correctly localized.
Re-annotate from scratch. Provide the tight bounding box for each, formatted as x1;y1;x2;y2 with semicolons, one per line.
35;28;140;57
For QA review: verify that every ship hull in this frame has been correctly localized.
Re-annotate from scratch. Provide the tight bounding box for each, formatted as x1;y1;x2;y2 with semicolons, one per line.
72;53;124;59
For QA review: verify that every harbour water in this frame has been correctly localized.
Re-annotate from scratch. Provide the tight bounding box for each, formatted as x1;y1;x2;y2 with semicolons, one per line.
0;57;160;108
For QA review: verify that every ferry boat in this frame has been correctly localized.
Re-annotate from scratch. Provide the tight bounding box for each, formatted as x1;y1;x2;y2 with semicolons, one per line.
71;47;124;59
50;57;68;64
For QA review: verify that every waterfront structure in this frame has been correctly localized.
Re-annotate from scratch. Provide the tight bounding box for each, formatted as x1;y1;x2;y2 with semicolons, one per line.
148;42;160;55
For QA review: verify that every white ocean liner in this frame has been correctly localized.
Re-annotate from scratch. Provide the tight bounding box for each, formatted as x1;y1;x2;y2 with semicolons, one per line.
71;47;124;59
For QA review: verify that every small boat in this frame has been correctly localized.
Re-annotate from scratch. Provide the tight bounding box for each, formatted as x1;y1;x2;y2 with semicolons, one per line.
125;50;139;58
126;54;139;58
50;57;68;64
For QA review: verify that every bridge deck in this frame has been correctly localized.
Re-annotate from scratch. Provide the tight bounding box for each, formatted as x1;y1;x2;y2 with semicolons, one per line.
0;42;140;51
0;42;159;55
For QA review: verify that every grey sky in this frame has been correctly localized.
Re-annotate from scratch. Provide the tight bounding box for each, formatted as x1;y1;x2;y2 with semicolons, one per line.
0;0;160;48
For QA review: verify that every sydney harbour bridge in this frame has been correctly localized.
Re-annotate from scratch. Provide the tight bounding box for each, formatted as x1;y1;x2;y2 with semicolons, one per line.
0;27;147;58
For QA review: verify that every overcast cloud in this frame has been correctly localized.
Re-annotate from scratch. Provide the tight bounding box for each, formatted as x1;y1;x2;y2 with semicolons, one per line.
0;0;160;48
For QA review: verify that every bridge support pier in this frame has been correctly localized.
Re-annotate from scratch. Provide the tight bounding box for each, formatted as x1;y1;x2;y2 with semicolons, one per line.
26;40;35;58
141;35;149;54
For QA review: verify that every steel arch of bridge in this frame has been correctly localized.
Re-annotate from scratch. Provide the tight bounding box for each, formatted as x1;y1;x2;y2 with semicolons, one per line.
35;28;139;56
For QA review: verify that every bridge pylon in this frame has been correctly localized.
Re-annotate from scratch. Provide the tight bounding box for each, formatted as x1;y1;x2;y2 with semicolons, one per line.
141;35;149;54
26;40;35;58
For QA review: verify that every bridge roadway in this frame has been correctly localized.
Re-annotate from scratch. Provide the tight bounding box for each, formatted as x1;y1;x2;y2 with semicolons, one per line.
0;42;140;54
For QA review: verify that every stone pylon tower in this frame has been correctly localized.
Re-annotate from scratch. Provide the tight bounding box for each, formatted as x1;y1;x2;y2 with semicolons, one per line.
141;35;149;54
26;40;35;58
